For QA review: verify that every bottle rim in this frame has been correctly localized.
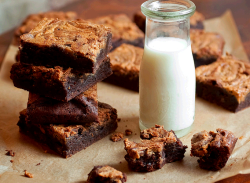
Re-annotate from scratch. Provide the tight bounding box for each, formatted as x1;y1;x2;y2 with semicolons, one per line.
141;0;196;20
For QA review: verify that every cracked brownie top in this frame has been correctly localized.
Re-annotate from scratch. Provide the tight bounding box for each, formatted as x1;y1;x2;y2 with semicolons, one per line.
96;166;124;180
20;18;112;62
124;138;164;159
89;14;144;42
196;55;250;102
191;128;238;157
140;125;177;143
15;11;77;45
109;44;143;73
190;29;225;60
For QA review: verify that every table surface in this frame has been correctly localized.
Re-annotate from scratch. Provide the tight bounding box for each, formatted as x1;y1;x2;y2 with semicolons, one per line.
0;0;250;182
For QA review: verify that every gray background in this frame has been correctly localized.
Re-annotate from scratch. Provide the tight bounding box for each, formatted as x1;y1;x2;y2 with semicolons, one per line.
0;0;78;34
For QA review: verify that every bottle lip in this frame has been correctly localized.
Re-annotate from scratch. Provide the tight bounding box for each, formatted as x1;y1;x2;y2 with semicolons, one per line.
141;0;196;21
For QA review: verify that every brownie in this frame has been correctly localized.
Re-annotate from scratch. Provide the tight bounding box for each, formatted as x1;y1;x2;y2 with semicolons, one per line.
27;85;98;124
17;102;118;158
140;125;188;163
10;57;112;102
190;29;225;68
124;125;187;172
134;11;205;33
87;165;127;183
104;44;142;91
110;132;124;142
89;14;144;50
191;129;238;171
196;55;250;112
14;11;77;45
19;18;112;73
190;11;205;30
124;138;166;172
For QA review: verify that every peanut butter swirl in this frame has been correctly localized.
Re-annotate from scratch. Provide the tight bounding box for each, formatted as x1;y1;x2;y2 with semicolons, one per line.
89;14;144;42
196;55;250;102
109;44;143;72
190;29;225;60
20;18;111;62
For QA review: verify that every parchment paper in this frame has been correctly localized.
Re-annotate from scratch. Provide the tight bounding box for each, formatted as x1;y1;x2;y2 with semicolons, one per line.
0;10;249;183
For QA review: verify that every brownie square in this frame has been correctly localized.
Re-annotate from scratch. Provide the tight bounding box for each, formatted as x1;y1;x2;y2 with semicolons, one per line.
191;129;238;171
87;165;127;183
196;55;250;112
133;11;205;33
190;29;225;68
27;85;98;124
124;125;187;172
10;57;112;102
140;125;188;163
19;18;112;73
17;102;118;158
89;14;144;50
104;44;143;91
14;11;77;45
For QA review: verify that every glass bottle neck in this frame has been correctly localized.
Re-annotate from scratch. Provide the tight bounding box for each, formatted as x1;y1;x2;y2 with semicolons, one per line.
145;17;190;48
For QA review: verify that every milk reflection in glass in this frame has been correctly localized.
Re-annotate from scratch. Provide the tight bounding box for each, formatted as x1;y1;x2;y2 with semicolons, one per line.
139;37;195;135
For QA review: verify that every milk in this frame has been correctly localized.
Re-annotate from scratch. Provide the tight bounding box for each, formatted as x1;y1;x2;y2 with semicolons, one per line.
139;37;195;137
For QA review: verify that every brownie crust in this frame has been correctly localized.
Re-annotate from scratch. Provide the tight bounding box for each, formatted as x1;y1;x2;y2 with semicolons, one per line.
17;102;118;158
90;14;144;50
191;129;238;171
19;18;112;73
14;11;77;45
196;81;250;112
190;29;225;68
27;85;98;124
196;55;250;112
10;58;112;102
87;165;127;183
104;44;142;91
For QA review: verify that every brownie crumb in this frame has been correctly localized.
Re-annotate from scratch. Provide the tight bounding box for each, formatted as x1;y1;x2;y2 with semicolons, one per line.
125;129;133;136
5;150;15;157
10;160;14;163
117;118;121;122
24;170;33;178
111;132;124;142
87;165;127;183
36;163;41;166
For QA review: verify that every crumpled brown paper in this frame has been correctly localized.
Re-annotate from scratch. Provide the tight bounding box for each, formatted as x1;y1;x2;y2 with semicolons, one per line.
0;10;249;183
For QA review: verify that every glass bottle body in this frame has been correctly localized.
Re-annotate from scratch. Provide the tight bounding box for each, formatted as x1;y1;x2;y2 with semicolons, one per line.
139;0;196;137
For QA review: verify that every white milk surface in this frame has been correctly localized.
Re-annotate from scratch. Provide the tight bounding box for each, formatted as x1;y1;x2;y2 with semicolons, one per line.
139;37;195;133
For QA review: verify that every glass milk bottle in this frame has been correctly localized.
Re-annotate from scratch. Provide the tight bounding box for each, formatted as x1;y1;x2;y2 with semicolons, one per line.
139;0;196;138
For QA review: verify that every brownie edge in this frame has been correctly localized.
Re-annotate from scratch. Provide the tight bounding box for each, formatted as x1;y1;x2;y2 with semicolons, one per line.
10;57;112;102
17;102;118;158
19;18;112;73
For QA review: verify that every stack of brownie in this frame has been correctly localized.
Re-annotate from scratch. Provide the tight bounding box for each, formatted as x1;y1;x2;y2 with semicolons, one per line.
10;18;118;158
